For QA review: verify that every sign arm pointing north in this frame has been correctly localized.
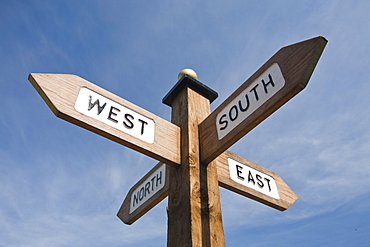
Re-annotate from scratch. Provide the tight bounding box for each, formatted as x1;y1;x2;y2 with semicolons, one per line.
117;162;169;225
199;36;327;164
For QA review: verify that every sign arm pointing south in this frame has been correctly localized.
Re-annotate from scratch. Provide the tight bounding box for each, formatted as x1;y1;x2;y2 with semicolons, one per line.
199;36;327;164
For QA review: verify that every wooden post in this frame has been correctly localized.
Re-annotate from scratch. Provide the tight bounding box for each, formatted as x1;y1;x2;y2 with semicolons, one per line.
163;74;225;247
29;37;327;247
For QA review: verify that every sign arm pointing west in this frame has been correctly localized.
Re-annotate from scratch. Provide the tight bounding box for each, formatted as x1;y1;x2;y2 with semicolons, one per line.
28;73;181;166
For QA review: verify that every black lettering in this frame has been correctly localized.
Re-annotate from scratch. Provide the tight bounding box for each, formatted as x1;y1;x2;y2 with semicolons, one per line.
256;174;264;188
123;113;134;129
229;105;238;121
88;96;106;115
139;187;144;200
107;106;120;123
133;193;139;207
156;171;163;187
264;178;272;192
145;182;151;196
151;176;156;191
236;165;244;180
249;84;260;101
248;170;255;185
219;114;228;130
238;94;250;112
261;74;275;94
138;119;148;135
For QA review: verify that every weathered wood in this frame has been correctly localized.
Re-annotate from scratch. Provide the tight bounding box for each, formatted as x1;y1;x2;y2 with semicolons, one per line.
117;162;169;225
199;36;327;164
28;73;180;166
166;77;225;247
216;151;298;211
28;36;327;246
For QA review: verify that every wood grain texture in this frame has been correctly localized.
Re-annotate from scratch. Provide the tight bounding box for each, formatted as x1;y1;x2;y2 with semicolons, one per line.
28;73;180;166
199;36;327;164
216;151;298;211
167;87;225;247
117;162;169;225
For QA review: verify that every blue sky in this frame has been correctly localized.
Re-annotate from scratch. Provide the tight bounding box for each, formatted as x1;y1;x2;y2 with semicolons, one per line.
1;1;370;246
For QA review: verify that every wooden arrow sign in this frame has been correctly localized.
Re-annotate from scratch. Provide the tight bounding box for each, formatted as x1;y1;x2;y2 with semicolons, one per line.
199;36;327;164
117;162;169;225
216;151;298;211
28;36;327;247
28;73;180;166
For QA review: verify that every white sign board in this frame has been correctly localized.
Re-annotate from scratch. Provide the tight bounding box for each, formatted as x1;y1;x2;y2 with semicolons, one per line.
216;63;285;140
216;151;298;211
75;87;155;143
129;163;166;214
228;158;279;199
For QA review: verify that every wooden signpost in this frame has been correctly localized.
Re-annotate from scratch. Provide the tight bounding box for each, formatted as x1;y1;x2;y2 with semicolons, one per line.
29;36;327;247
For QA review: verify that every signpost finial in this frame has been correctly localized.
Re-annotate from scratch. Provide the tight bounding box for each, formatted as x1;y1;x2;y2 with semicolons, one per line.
178;68;198;80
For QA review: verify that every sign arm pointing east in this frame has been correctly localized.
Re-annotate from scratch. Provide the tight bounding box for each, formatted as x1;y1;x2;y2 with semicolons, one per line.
216;151;298;211
199;36;327;164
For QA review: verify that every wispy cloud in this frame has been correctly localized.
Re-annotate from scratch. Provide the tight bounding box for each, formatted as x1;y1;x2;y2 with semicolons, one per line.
2;1;370;246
